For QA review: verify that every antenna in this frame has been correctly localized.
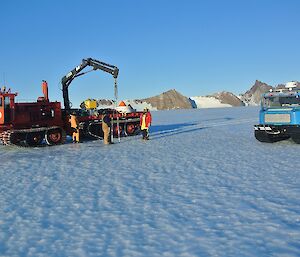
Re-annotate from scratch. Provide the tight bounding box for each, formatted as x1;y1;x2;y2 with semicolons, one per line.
2;72;6;86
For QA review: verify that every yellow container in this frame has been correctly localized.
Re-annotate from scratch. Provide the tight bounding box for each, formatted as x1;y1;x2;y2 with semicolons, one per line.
84;99;97;109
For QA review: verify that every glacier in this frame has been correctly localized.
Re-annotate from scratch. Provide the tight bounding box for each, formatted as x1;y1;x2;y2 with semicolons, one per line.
0;107;299;257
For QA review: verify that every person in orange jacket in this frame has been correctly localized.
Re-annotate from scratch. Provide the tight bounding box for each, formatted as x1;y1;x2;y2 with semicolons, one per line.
69;113;80;143
140;108;152;140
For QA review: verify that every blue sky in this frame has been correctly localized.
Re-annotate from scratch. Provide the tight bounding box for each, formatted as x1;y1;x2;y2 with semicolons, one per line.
1;0;299;107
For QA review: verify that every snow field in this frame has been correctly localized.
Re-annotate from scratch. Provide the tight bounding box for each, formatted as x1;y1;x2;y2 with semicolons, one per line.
0;107;299;257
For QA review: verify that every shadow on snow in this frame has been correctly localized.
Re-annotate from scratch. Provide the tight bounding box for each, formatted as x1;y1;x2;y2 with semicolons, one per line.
150;117;234;140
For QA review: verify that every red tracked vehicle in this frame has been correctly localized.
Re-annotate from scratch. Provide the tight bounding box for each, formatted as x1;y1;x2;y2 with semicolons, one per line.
0;86;65;146
0;58;142;147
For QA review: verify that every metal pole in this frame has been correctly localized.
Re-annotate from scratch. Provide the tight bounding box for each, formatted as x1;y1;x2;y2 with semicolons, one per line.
110;112;114;143
114;78;121;143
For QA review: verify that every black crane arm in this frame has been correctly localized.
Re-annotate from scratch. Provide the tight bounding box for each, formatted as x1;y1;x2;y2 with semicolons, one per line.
61;58;119;112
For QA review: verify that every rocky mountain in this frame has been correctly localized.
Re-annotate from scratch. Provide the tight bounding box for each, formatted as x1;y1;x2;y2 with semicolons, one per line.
141;89;193;110
240;80;272;106
92;80;300;110
97;99;114;106
212;91;245;107
93;89;193;111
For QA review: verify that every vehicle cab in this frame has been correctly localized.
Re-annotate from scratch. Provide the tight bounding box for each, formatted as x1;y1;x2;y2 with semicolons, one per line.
0;88;17;125
254;82;300;143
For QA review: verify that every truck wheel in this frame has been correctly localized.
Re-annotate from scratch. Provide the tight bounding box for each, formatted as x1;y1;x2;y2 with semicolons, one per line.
45;128;66;146
125;123;136;136
86;123;103;139
26;132;44;146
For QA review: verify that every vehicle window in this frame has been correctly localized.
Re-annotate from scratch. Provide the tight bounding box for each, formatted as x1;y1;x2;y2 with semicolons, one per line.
4;97;10;108
263;97;280;107
263;96;300;107
280;96;300;106
0;97;2;107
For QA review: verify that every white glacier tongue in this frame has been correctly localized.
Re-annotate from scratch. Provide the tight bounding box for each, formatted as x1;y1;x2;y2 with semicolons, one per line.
190;96;232;108
0;106;299;256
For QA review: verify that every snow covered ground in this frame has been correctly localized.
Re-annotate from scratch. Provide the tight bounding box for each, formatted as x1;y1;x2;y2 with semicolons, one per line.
0;107;299;257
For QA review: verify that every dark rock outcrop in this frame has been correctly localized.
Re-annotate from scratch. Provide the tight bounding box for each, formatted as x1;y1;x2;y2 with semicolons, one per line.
97;99;114;106
141;89;193;110
240;80;272;105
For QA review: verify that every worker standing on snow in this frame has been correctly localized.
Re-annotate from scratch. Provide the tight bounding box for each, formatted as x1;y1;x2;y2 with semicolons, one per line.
69;113;80;143
102;111;112;145
140;108;152;140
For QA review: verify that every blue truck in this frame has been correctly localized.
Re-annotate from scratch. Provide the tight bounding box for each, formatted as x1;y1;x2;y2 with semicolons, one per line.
254;82;300;143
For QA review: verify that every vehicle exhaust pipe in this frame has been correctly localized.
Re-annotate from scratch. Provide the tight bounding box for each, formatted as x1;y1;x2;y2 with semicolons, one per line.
42;80;49;101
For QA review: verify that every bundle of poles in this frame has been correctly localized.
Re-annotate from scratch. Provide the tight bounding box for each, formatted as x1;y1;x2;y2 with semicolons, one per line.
111;78;121;143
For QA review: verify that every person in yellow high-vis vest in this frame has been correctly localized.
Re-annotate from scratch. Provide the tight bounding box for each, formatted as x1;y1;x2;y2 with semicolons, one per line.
140;108;152;140
69;113;80;143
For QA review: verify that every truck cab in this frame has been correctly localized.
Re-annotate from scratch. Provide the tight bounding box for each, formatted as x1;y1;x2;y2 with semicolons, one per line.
0;91;17;125
254;82;300;143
